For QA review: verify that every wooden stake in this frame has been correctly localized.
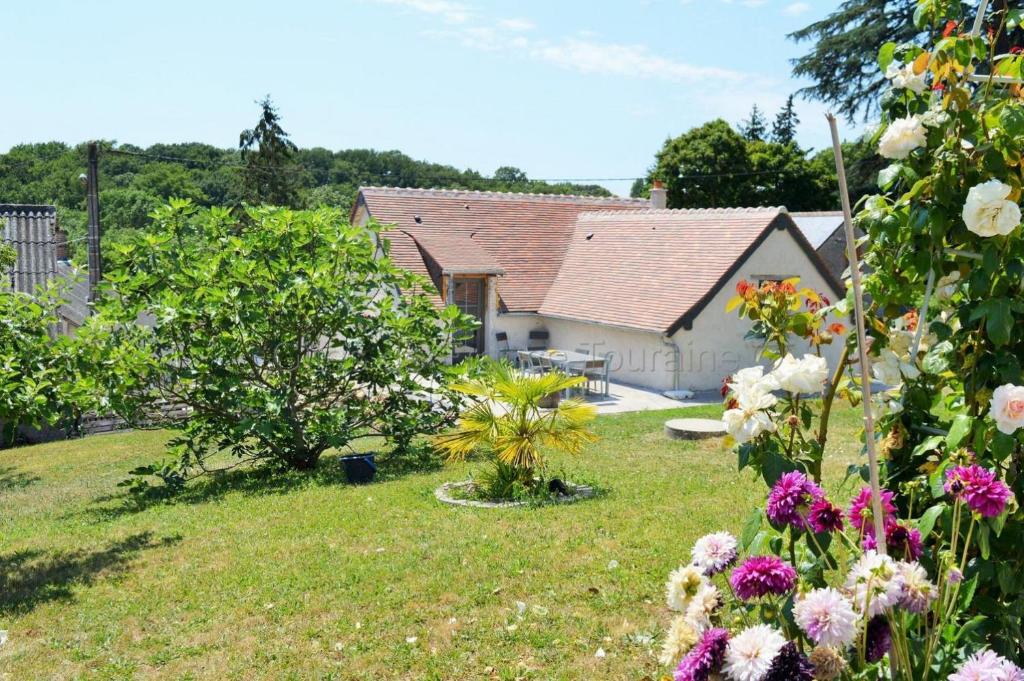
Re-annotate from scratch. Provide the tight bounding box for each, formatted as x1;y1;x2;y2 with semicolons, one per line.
827;114;888;553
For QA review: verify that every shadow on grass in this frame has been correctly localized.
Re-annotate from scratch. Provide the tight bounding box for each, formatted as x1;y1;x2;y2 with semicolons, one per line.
0;531;181;616
78;449;444;522
0;465;40;492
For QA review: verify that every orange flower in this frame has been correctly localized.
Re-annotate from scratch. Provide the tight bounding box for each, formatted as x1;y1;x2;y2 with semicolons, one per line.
903;310;919;332
942;19;957;37
829;322;847;335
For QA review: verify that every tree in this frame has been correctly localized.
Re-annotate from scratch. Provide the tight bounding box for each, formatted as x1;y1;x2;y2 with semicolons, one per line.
739;105;769;142
789;0;923;121
650;120;753;208
746;140;822;211
238;96;302;207
493;166;528;184
772;95;800;146
629;177;648;199
93;200;475;482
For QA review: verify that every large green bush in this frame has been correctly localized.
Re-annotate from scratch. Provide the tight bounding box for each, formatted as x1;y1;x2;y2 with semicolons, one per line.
92;200;474;484
0;246;100;446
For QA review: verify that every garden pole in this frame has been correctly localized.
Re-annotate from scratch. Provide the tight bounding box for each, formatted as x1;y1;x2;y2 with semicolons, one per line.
827;114;888;552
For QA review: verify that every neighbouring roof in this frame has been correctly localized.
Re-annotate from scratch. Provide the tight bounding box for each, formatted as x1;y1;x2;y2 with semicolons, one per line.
2;204;58;294
356;187;648;311
789;211;844;250
539;208;843;335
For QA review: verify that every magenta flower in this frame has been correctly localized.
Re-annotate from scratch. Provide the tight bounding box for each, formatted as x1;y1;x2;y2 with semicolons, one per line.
766;471;823;529
674;628;729;681
946;464;1013;518
847;487;896;535
730;556;797;600
807;498;844;533
885;522;923;561
865;615;891;663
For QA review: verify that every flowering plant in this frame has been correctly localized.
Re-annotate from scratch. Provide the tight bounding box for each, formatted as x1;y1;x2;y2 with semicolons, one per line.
656;466;1017;680
852;0;1024;653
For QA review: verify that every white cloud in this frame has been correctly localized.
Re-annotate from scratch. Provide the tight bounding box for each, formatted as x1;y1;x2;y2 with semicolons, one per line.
530;38;744;83
741;0;767;7
372;0;472;24
783;2;811;15
498;17;535;31
376;0;745;85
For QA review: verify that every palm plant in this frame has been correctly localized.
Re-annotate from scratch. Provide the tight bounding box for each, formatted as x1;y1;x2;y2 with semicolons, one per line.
435;361;597;486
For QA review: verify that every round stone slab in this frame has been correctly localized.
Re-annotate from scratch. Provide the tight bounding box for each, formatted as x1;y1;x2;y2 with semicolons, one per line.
664;418;727;441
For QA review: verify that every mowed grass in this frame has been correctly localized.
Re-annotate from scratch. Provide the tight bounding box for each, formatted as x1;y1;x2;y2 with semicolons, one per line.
0;404;866;680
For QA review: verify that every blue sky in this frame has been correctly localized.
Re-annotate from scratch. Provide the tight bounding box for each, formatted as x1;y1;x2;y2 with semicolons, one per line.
3;0;858;196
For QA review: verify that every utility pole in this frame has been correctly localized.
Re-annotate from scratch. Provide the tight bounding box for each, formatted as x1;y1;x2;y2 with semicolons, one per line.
85;141;101;303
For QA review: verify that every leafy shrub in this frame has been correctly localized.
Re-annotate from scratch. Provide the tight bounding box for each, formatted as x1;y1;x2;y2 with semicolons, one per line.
0;261;100;446
92;200;474;484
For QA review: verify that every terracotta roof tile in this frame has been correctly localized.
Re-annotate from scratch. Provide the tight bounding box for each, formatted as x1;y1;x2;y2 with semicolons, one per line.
359;187;647;312
406;230;504;274
538;208;790;333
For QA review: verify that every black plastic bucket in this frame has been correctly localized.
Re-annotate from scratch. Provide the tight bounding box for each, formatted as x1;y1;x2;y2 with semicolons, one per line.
340;453;377;484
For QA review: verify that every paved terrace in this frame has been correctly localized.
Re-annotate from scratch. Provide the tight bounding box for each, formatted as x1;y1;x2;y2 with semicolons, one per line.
583;382;721;414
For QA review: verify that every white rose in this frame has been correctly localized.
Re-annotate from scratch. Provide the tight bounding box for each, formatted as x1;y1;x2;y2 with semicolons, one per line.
990;384;1024;435
872;348;919;387
722;388;778;443
885;62;927;94
727;365;779;398
878;116;927;160
962;179;1021;237
770;353;829;394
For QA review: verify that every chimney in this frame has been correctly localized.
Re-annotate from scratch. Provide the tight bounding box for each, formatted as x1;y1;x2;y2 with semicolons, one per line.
54;226;69;262
650;179;667;209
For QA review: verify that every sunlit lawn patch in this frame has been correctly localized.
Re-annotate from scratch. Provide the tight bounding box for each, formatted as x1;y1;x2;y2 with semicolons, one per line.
0;404;864;679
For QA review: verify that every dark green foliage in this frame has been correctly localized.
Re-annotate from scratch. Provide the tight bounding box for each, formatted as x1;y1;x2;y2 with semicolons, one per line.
739;105;769;142
91;201;476;482
648;118;865;210
772;95;800;145
238;96;302;207
789;0;942;121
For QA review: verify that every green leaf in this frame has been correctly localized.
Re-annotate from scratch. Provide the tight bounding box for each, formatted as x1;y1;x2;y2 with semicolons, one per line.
977;522;991;560
945;414;973;449
917;503;946;539
878;42;897;72
741;507;763;551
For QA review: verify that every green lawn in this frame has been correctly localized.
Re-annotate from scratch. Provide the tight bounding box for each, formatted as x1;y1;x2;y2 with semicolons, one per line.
0;405;865;680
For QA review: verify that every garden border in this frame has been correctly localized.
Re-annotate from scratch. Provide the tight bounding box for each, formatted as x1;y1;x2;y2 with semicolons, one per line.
434;480;595;508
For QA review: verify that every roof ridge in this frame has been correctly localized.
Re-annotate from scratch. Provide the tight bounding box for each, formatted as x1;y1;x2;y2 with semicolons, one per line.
0;203;58;216
359;185;648;204
577;206;787;218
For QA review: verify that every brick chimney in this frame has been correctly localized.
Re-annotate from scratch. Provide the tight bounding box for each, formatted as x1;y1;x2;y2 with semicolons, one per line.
54;225;69;262
650;179;667;209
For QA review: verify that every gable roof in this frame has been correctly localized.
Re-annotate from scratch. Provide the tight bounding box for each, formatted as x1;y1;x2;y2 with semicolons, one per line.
356;187;648;312
789;211;844;250
538;208;844;335
2;204;58;294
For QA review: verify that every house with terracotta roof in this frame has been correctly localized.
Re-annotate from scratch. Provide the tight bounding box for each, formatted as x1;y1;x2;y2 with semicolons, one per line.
352;187;845;392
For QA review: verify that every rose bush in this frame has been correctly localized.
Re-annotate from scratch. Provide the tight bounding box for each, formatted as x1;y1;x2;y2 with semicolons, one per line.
659;1;1024;676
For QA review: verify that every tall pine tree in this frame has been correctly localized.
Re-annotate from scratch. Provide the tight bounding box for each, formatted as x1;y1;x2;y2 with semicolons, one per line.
772;95;800;146
738;105;768;142
239;96;302;207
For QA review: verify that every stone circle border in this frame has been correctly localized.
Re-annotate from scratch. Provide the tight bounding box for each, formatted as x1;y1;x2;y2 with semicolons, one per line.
435;480;595;508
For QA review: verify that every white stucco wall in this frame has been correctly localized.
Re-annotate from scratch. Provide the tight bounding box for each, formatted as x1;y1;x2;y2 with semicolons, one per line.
487;226;845;392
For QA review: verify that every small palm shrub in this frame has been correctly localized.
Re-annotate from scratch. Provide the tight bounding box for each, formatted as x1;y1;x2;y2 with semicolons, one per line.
434;361;597;500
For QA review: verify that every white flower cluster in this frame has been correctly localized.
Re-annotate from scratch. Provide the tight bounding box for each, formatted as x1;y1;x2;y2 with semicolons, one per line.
990;384;1024;435
721;355;828;443
661;560;722;666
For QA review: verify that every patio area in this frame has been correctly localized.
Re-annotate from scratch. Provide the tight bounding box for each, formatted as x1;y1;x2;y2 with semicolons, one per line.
581;381;720;414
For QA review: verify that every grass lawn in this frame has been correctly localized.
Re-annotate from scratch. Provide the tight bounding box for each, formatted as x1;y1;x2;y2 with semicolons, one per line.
0;404;866;680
